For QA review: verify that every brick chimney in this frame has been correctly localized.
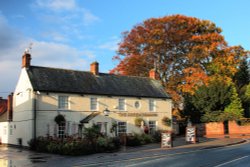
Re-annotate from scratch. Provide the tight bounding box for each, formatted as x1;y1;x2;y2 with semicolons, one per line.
7;93;13;121
22;52;31;68
149;69;158;79
90;61;99;75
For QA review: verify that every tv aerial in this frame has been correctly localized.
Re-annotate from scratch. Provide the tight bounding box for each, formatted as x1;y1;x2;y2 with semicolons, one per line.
25;43;33;54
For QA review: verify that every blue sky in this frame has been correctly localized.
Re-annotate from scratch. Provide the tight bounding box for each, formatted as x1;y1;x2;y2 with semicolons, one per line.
0;0;250;97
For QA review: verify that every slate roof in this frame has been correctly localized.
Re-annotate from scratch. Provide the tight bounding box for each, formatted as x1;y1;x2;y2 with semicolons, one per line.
27;66;170;98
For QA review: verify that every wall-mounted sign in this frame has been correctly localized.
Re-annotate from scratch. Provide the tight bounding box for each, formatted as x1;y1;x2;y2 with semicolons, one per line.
161;132;172;148
119;113;158;117
186;126;196;143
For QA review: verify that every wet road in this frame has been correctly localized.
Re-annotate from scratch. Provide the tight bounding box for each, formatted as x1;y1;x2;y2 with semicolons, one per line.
0;141;249;167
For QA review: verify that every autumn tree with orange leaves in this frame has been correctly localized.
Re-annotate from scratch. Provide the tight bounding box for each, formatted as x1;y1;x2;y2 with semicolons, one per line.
111;15;247;110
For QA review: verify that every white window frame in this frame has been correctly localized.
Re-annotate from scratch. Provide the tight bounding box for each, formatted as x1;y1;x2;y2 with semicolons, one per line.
118;98;126;111
149;99;155;112
58;123;66;138
58;96;69;109
117;121;127;135
148;120;156;134
90;97;98;111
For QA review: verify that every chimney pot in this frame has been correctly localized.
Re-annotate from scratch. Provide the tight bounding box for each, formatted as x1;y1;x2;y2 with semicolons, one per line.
22;52;31;68
149;69;158;80
90;62;99;75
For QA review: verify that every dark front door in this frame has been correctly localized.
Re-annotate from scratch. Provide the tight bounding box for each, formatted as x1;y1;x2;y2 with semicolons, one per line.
223;121;229;134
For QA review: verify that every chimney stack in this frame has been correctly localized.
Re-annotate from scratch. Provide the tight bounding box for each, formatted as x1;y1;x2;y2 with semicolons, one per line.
149;69;158;80
7;93;13;121
90;62;99;75
22;52;31;68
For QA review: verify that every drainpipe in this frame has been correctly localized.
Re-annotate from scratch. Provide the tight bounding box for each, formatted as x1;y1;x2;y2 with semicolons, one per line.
33;91;38;140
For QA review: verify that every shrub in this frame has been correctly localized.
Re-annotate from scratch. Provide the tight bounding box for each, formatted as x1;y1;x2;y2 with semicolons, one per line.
28;136;120;155
152;130;162;143
134;117;145;127
126;134;142;146
162;117;172;126
237;118;250;126
141;134;153;144
96;137;119;152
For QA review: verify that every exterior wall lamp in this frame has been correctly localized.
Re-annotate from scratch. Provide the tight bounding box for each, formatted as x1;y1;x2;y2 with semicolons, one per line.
103;108;111;116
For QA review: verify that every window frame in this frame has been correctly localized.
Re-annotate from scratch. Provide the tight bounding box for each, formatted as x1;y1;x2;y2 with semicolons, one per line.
118;98;126;111
58;95;69;109
90;97;98;111
117;121;127;135
149;99;155;112
148;120;156;134
58;122;66;139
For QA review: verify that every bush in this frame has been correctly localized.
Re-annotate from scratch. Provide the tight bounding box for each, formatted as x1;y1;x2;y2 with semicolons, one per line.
134;117;145;127
141;134;154;144
152;130;162;143
28;136;119;155
162;117;172;126
126;133;155;146
126;134;143;146
237;118;250;126
96;137;119;152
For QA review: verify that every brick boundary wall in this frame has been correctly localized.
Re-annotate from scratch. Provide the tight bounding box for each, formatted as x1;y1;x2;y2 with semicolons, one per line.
229;121;250;134
196;122;224;136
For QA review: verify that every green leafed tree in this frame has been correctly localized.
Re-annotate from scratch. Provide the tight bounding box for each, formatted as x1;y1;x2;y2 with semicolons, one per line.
233;58;250;117
224;86;244;120
183;79;243;123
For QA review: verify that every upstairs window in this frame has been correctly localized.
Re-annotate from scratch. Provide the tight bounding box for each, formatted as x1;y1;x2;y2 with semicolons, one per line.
58;96;69;109
118;98;125;111
149;99;155;112
90;97;98;111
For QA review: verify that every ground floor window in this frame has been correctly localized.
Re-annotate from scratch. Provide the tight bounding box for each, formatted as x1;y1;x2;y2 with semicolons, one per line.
58;123;66;138
117;122;127;135
148;121;156;134
9;125;13;135
3;126;7;135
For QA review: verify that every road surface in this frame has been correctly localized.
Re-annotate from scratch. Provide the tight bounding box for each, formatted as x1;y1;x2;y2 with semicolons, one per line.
0;140;249;167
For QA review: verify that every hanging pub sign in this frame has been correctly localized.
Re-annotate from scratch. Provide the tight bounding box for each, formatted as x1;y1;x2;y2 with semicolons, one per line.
186;126;196;143
161;132;172;148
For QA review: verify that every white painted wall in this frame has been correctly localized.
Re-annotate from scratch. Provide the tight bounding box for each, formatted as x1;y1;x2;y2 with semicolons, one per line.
0;122;9;144
35;92;172;138
10;68;34;146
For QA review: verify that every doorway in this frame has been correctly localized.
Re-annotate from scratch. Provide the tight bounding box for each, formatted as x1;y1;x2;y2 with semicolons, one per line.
223;121;229;134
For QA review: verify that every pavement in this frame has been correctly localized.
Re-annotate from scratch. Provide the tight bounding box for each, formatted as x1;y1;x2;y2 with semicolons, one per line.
118;135;247;153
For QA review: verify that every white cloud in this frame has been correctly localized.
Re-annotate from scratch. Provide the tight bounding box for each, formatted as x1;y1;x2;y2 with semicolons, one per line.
42;31;68;42
82;9;100;26
0;14;97;98
33;0;100;26
34;0;76;11
98;37;120;51
31;40;96;70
